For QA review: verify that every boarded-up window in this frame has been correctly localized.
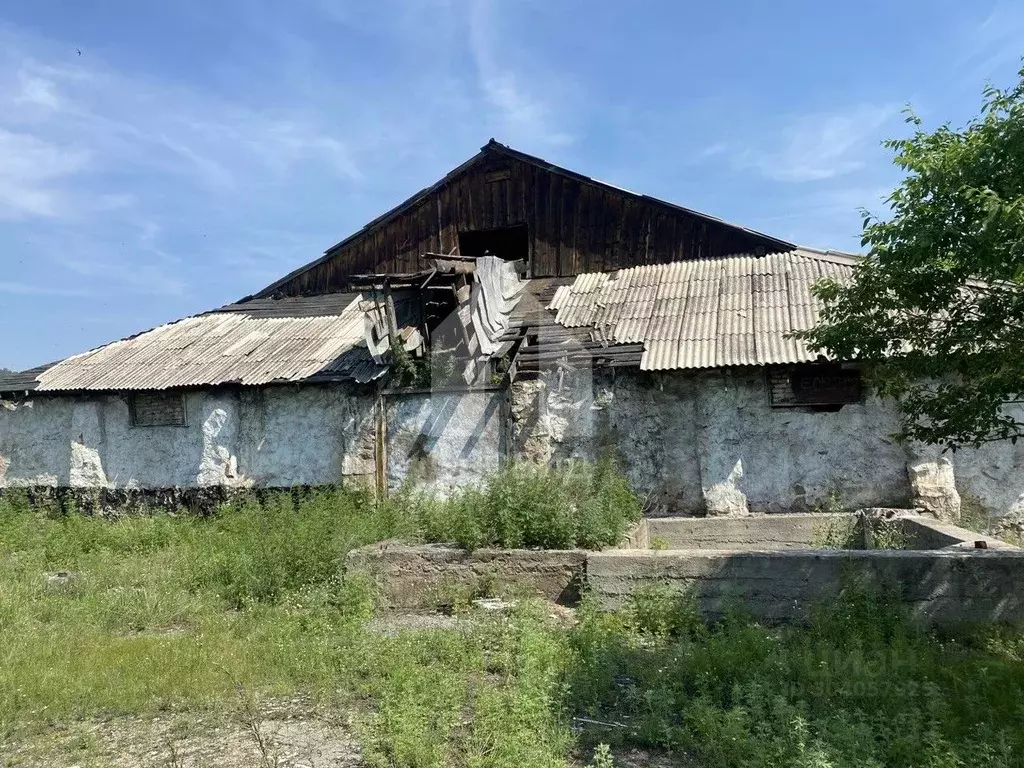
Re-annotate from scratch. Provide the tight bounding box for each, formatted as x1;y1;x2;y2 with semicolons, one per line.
768;364;862;408
129;392;187;427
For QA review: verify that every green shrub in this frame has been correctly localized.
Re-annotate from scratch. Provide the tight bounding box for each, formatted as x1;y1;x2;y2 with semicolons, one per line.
0;460;637;614
405;461;642;551
624;583;706;639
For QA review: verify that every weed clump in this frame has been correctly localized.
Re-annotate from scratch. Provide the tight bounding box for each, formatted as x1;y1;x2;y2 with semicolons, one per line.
0;461;639;613
405;460;642;550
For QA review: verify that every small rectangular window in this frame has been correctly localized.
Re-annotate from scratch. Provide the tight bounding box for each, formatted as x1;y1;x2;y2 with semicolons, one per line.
129;392;187;427
769;364;862;408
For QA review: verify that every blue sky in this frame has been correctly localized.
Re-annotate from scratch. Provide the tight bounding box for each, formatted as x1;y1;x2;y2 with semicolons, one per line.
0;0;1022;370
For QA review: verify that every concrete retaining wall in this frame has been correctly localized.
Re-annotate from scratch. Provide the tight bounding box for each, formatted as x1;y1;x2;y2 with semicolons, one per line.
346;541;586;607
641;513;861;550
587;548;1024;624
896;515;1013;551
347;511;1024;626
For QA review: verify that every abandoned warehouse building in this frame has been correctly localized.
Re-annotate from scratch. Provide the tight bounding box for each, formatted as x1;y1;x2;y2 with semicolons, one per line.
2;140;1022;521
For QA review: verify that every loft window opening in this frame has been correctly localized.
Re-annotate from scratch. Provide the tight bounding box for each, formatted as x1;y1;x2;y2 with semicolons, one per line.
458;224;529;263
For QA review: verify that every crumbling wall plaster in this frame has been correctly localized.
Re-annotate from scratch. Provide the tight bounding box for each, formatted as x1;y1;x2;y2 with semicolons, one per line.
0;398;72;486
387;391;504;494
98;392;238;488
599;372;703;512
509;380;550;464
512;368;912;514
0;386;377;490
906;450;961;523
5;371;1024;515
69;400;108;487
703;370;912;514
944;404;1024;517
510;371;704;511
511;368;1024;517
240;386;377;487
509;369;598;466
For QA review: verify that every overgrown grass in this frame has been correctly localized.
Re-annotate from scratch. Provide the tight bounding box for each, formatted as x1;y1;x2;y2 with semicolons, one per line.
569;584;1024;767
2;461;638;609
409;460;642;550
0;486;576;764
2;475;1024;767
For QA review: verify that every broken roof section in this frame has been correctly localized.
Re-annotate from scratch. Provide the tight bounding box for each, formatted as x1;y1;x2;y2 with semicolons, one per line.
540;248;858;370
0;256;526;395
5;293;389;394
0;249;859;394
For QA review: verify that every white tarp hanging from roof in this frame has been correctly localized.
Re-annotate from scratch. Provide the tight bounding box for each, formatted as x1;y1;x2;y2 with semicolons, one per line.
469;256;525;357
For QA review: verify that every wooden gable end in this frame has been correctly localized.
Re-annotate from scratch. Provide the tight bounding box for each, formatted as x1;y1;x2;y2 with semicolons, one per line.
258;145;792;297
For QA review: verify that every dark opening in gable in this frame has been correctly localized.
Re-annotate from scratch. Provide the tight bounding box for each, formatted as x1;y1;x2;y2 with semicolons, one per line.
458;224;528;263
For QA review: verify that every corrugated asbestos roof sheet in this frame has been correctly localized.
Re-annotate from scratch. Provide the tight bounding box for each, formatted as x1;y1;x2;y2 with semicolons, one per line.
213;292;364;318
545;248;858;371
10;293;388;393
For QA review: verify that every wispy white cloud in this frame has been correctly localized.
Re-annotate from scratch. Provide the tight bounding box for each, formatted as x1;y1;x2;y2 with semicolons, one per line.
0;4;580;367
466;0;574;148
698;142;728;159
0;23;376;300
729;104;896;183
749;184;895;251
14;69;61;110
0;129;90;219
960;1;1024;78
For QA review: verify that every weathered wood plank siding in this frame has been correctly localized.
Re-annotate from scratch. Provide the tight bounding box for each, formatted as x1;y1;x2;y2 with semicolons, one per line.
263;147;790;297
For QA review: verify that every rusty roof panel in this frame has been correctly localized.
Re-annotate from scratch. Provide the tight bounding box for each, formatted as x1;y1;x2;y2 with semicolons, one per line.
543;247;859;371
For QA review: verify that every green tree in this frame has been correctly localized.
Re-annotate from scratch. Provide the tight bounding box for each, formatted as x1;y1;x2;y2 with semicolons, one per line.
797;67;1024;450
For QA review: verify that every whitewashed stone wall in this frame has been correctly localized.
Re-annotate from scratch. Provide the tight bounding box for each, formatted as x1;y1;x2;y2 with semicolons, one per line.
386;391;505;494
0;386;377;490
0;397;73;487
510;368;1024;519
4;372;1022;518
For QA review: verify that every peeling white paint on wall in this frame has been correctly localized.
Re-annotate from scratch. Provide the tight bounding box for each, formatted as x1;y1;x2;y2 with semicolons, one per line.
907;453;961;522
3;370;1024;517
510;368;1024;518
197;408;244;487
69;401;108;487
0;397;70;487
239;386;377;487
386;391;504;494
0;386;377;490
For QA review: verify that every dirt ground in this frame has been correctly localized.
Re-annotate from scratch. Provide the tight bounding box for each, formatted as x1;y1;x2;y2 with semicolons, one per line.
2;699;363;768
4;606;679;768
3;707;685;768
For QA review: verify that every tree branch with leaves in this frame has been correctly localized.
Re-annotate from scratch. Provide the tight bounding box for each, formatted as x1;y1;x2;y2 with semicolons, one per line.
795;66;1024;450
